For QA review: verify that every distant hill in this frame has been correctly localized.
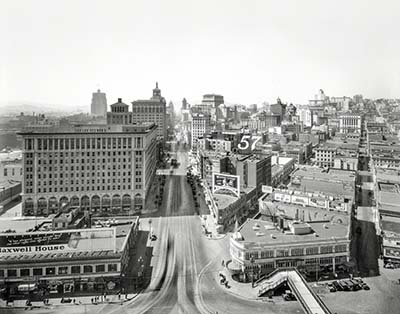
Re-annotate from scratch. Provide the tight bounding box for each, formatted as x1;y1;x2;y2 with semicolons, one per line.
0;101;87;116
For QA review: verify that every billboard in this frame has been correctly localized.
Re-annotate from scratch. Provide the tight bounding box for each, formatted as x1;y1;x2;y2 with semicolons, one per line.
0;228;115;255
262;185;273;194
212;173;240;197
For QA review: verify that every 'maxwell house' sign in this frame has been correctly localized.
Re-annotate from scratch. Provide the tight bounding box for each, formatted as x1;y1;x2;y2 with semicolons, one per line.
0;231;74;255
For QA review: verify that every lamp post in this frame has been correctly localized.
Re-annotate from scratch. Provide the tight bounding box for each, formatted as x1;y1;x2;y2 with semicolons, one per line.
250;255;255;287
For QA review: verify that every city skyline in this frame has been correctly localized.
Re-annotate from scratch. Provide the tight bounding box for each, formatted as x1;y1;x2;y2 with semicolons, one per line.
2;0;400;110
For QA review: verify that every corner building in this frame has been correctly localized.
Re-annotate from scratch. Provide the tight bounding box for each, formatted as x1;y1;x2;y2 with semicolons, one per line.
20;123;158;216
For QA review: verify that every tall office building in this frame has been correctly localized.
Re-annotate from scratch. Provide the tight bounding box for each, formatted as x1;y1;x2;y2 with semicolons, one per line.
20;122;158;216
91;89;107;116
131;83;167;142
191;112;211;149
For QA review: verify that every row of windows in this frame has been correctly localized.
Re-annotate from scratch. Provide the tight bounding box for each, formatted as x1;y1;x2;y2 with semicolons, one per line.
0;263;118;278
38;178;134;186
36;171;133;179
28;137;139;151
243;245;347;260
37;157;134;165
36;185;137;194
36;164;132;172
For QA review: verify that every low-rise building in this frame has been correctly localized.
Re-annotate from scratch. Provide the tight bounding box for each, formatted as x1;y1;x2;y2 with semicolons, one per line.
0;217;139;294
280;142;312;164
289;167;356;199
228;219;350;275
271;156;295;187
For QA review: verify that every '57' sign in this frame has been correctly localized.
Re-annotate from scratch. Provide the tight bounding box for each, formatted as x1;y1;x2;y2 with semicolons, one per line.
238;135;262;151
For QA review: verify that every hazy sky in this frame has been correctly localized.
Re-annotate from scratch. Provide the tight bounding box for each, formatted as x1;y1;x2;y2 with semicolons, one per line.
1;0;400;110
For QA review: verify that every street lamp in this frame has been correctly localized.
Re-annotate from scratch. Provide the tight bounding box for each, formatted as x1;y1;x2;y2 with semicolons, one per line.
250;255;255;287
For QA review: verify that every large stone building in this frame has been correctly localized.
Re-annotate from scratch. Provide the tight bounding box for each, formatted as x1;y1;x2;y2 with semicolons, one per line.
19;122;158;216
132;83;167;142
339;114;362;134
106;84;167;142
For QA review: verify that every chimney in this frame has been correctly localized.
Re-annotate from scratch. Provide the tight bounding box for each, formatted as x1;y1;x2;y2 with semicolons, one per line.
118;98;122;102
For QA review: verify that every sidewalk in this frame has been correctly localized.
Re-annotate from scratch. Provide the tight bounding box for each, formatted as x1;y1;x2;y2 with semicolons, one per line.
0;293;137;309
201;214;226;240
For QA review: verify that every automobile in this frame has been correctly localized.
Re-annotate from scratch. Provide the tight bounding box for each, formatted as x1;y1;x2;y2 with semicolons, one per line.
327;282;337;292
384;263;395;269
150;234;157;241
349;280;362;291
361;283;370;290
282;291;296;301
220;278;226;285
337;280;350;291
332;281;342;291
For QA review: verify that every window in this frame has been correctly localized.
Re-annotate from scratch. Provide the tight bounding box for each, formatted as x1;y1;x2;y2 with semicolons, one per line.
83;265;93;273
335;244;347;253
95;265;105;273
71;266;81;274
108;264;118;272
291;248;304;256
46;267;56;275
260;250;274;259
58;266;68;275
0;269;4;278
305;247;319;255
7;269;17;277
276;249;289;257
19;268;30;277
33;268;43;276
320;246;333;254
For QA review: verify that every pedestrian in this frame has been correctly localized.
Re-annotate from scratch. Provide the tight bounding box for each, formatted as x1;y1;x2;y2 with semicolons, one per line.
118;292;121;300
125;293;128;299
221;260;225;267
91;298;93;304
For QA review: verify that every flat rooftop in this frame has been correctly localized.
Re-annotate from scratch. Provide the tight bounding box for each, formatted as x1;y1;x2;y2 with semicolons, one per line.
237;218;349;245
0;221;136;263
291;167;356;182
378;183;400;215
381;215;400;236
376;168;400;184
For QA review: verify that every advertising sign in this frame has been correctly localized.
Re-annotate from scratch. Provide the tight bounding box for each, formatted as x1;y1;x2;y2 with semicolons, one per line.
0;229;115;256
212;173;240;198
262;185;273;194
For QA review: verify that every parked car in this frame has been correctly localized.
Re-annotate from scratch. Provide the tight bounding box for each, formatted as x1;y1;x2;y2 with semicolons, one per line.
361;283;370;290
384;263;395;269
338;280;350;291
332;281;342;291
282;291;296;301
327;282;337;292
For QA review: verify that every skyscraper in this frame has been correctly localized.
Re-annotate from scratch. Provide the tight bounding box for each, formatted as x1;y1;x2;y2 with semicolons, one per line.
91;89;107;116
131;83;167;142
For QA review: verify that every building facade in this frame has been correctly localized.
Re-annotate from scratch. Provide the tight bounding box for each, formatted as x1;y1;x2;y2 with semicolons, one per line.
229;219;350;275
339;114;362;134
19;123;158;216
191;113;211;149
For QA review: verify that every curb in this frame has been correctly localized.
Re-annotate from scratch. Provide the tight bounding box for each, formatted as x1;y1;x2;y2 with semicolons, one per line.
0;295;138;310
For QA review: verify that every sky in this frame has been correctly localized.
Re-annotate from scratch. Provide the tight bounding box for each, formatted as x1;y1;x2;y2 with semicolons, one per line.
1;0;400;111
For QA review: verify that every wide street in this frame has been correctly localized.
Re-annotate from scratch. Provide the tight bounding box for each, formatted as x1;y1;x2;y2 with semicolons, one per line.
3;146;301;314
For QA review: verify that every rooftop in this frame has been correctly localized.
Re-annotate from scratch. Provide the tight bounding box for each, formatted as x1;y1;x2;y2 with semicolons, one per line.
19;123;157;135
0;220;137;263
291;167;356;183
236;218;349;245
